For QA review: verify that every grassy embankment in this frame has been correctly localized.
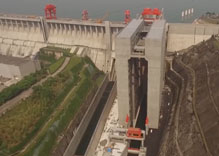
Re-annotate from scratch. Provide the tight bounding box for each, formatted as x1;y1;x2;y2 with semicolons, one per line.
38;47;69;73
0;70;47;107
0;47;69;107
0;55;104;156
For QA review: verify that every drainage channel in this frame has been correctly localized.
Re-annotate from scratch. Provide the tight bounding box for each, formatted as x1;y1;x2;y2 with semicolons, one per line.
75;81;115;155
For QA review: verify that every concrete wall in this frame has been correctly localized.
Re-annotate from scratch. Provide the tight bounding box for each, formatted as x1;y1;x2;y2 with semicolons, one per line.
116;19;145;126
0;14;124;71
0;17;44;42
0;15;124;51
19;61;37;77
47;21;104;49
63;76;109;156
167;23;219;52
0;63;21;78
85;82;117;156
0;38;46;57
145;20;166;129
0;60;37;79
115;38;131;126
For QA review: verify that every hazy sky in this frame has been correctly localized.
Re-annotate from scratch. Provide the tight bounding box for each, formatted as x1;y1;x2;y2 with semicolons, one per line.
0;0;218;22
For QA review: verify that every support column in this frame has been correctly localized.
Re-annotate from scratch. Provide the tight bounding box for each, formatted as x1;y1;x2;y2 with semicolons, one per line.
85;25;87;36
40;17;48;42
79;25;82;35
96;26;99;37
105;21;112;72
68;24;72;35
21;21;24;31
131;59;136;124
116;57;130;126
116;19;144;127
145;20;166;129
15;20;19;31
10;20;13;30
116;36;131;126
32;22;35;32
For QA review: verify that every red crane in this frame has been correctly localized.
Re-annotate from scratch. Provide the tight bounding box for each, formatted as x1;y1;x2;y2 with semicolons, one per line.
141;8;162;23
82;10;89;20
124;10;131;24
45;4;57;19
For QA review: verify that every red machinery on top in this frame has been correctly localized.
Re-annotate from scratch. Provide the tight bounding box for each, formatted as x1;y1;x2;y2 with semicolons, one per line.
45;4;57;19
82;10;89;20
142;8;162;23
124;10;131;24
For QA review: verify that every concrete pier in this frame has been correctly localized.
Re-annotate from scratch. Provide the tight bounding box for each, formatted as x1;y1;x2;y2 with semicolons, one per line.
145;20;166;129
116;19;166;129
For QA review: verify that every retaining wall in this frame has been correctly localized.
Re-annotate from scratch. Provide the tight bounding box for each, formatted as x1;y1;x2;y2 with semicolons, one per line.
63;75;109;156
167;23;219;52
85;82;117;156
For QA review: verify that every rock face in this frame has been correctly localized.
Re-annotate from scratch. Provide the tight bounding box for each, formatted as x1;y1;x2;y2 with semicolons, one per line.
159;36;219;156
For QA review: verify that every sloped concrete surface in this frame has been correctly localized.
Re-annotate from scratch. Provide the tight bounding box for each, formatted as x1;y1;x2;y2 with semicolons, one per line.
159;36;219;156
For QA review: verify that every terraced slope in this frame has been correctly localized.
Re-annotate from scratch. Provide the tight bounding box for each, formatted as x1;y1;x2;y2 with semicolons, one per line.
159;36;219;156
0;56;104;156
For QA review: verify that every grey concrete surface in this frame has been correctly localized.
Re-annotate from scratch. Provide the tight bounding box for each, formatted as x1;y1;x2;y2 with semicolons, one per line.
63;75;109;156
0;54;37;79
85;82;117;156
145;20;166;129
116;19;145;126
167;23;219;52
116;19;166;129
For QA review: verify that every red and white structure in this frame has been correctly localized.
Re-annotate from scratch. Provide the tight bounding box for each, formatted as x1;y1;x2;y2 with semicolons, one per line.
45;4;57;19
82;10;89;20
141;8;163;23
124;10;131;24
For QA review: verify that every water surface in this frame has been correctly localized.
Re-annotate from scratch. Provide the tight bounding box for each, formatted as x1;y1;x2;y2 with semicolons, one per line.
0;0;218;22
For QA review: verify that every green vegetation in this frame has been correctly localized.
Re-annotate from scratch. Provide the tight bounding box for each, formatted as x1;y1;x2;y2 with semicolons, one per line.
48;57;65;74
213;39;219;49
40;46;72;57
0;47;71;106
0;55;104;156
0;70;47;106
38;51;56;64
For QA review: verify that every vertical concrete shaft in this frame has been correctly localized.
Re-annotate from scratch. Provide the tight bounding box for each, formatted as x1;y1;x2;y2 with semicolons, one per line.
131;60;136;122
116;19;165;128
145;20;166;129
116;39;130;126
116;19;144;126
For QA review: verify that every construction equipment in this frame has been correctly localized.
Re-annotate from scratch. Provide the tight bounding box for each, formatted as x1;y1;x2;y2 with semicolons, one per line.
45;4;57;19
109;127;147;155
141;8;162;23
126;128;142;138
96;12;109;23
82;10;89;20
124;10;131;24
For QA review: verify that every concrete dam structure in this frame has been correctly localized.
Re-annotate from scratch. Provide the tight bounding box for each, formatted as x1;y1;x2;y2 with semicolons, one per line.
167;23;219;52
2;12;219;155
1;13;219;126
0;14;125;71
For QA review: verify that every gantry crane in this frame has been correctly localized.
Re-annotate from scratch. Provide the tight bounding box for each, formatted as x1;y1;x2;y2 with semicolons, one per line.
45;4;57;19
96;12;109;23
